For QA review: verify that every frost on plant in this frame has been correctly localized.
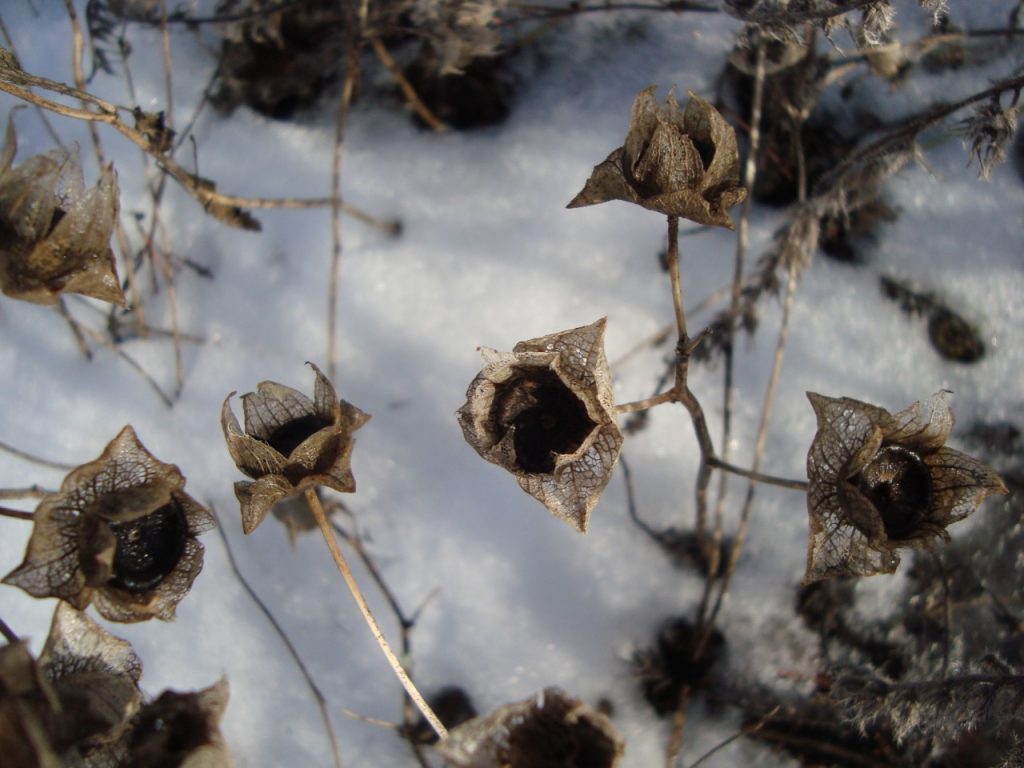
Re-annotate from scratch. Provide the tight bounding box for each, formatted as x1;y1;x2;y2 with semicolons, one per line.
0;114;124;306
457;318;623;533
3;426;214;622
568;86;745;228
221;362;370;534
803;391;1006;583
437;687;624;768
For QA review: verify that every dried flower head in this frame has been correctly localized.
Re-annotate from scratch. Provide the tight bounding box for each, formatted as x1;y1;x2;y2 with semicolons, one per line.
0;603;143;766
0;114;125;306
568;86;746;229
126;679;233;768
457;318;623;533
804;392;1007;583
221;362;370;534
959;97;1019;180
437;687;624;768
3;426;213;622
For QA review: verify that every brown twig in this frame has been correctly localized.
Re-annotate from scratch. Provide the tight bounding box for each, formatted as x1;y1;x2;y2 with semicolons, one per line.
211;507;345;768
304;490;447;740
0;506;35;520
0;439;75;471
0;65;398;233
0;486;52;500
0;615;19;644
686;705;781;768
368;36;447;133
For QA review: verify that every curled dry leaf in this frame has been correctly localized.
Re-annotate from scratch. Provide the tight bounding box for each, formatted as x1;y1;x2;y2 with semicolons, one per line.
126;678;233;768
3;426;214;622
437;687;624;768
457;318;623;533
0;603;143;766
0;114;125;305
804;392;1007;583
568;86;746;229
221;362;370;534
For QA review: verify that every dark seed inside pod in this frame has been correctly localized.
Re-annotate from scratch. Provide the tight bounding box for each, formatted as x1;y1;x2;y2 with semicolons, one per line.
108;499;188;592
266;414;333;457
490;367;597;474
855;446;932;539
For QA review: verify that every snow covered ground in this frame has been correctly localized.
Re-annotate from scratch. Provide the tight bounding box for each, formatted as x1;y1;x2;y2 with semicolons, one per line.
1;1;1021;765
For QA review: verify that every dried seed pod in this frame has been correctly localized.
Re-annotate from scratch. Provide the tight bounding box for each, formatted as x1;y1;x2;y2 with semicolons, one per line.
457;318;623;533
0;603;143;766
437;687;624;768
0;114;125;306
568;86;746;229
3;426;214;622
0;641;64;768
221;362;370;534
804;392;1007;583
126;679;233;768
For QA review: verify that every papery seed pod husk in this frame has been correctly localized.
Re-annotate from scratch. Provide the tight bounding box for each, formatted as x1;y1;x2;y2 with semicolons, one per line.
0;642;64;768
457;318;623;533
436;687;624;768
221;362;370;534
804;391;1007;583
0;114;125;306
126;678;233;768
3;425;214;622
568;87;746;229
0;604;144;766
39;602;143;751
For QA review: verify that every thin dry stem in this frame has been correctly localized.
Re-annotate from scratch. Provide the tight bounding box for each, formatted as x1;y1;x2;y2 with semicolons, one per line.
327;52;358;385
304;490;448;740
369;36;447;133
705;457;808;492
0;439;75;471
0;486;53;500
712;37;766;570
0;506;35;520
0;69;397;232
613;390;677;414
0;614;18;643
212;508;345;768
56;297;93;360
665;686;691;768
686;705;781;768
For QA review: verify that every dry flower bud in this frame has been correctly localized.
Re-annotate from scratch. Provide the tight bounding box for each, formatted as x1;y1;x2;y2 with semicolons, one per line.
437;687;624;768
457;318;623;533
126;679;233;768
804;392;1007;583
221;362;370;534
568;86;746;229
3;426;214;622
0;114;125;306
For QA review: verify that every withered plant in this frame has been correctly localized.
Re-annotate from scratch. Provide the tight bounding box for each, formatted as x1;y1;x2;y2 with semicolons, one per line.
3;0;1024;766
4;426;214;622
